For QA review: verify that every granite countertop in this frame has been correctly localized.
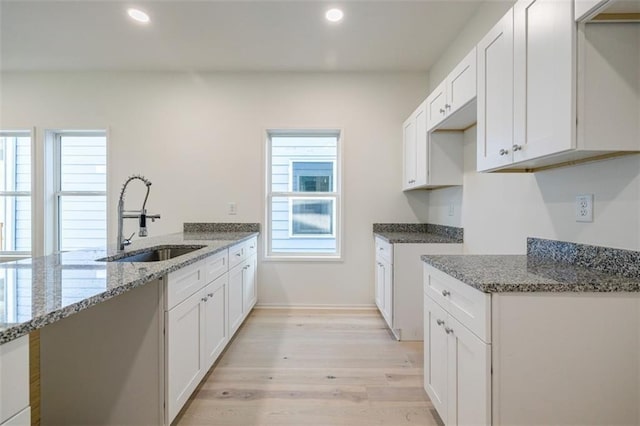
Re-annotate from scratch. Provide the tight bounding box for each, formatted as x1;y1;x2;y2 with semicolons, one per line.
373;223;463;244
421;238;640;293
0;230;258;344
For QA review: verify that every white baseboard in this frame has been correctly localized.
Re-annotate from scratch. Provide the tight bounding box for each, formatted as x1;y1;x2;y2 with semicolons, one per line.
255;303;377;311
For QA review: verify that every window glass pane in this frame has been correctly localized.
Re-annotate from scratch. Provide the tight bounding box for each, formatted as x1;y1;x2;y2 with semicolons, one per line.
271;136;337;192
292;198;334;235
59;195;106;251
0;195;31;252
292;162;333;192
60;135;107;192
0;135;31;192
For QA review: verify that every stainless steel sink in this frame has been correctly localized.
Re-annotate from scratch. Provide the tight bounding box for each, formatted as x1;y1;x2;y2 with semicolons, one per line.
98;245;206;262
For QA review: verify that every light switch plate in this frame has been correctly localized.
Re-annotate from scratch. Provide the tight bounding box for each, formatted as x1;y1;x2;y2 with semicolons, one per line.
228;202;237;215
575;194;593;222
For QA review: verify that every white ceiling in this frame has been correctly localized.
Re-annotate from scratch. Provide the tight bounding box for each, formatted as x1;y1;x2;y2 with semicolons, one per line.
0;0;485;72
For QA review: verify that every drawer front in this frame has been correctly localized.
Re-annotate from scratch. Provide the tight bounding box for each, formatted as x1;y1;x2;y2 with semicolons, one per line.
424;265;491;343
205;250;228;283
245;237;257;257
0;336;29;424
166;261;204;310
228;242;246;270
375;237;393;264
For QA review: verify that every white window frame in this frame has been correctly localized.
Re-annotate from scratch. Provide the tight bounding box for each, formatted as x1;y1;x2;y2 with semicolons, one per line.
265;129;343;261
50;130;107;253
0;130;33;257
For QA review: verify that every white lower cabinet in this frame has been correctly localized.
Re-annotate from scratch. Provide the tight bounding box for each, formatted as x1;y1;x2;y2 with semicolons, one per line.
165;236;258;424
166;288;206;422
375;237;463;340
0;336;30;426
424;265;491;426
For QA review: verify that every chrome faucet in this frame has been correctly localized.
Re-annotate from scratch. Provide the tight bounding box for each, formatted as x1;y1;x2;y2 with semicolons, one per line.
117;174;161;251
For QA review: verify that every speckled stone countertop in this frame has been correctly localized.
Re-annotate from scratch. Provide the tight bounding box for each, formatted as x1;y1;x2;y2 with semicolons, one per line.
421;238;640;293
0;230;258;344
373;223;463;244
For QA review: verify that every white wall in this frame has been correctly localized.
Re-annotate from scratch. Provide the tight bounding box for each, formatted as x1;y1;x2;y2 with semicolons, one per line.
425;0;640;253
0;71;431;307
428;127;640;253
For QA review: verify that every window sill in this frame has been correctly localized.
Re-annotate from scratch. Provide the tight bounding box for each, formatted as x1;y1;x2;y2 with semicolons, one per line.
263;254;343;263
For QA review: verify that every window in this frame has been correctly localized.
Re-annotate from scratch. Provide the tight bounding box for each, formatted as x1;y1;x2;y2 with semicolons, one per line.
52;131;107;251
266;131;341;259
0;131;32;255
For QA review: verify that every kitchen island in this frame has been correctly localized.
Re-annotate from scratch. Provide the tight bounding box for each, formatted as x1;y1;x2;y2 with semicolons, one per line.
0;223;259;425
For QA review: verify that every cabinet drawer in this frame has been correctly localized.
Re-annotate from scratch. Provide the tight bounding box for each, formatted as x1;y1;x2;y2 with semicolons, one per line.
424;264;491;343
375;237;393;264
245;237;257;257
166;261;204;310
205;250;228;283
228;242;247;270
0;336;29;424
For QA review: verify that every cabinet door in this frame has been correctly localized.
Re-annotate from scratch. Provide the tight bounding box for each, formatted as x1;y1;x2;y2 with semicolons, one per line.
426;82;447;131
1;407;30;426
414;102;428;186
375;260;384;312
0;336;29;424
166;290;205;423
203;275;228;370
403;115;417;189
513;0;574;163
424;295;448;423
446;316;491;426
382;259;393;326
446;47;477;115
477;8;514;172
243;255;257;313
228;263;245;336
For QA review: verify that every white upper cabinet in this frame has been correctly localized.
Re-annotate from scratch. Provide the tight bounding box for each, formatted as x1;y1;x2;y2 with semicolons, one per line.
402;100;464;191
477;0;639;172
477;8;514;171
427;48;478;132
513;0;575;163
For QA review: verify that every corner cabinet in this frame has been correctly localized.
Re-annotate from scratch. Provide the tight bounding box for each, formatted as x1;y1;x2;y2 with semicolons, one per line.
403;47;476;191
477;0;640;172
375;237;462;340
402;103;464;191
0;336;30;426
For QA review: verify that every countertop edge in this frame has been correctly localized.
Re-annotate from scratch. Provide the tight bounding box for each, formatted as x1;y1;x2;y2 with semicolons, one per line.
0;232;259;344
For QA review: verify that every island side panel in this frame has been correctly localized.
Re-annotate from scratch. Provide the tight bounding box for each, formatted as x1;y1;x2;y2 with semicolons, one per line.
491;292;640;426
40;279;164;425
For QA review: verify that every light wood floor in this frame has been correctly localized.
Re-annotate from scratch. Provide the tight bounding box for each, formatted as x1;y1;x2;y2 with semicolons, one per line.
176;308;443;426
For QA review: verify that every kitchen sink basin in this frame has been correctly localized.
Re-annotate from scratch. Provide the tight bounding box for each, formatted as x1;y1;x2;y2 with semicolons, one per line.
98;245;206;263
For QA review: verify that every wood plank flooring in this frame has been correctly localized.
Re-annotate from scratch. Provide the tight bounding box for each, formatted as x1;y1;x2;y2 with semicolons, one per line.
176;308;442;426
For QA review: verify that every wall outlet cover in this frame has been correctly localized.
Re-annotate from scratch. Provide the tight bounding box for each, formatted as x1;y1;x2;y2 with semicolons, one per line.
228;202;237;215
575;194;593;223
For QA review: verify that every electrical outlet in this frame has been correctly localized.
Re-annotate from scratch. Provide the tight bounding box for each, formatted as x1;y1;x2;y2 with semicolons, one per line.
228;202;237;215
448;203;455;217
575;194;593;222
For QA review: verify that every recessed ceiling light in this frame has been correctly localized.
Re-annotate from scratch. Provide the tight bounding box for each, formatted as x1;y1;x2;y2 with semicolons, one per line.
325;8;344;23
127;8;150;24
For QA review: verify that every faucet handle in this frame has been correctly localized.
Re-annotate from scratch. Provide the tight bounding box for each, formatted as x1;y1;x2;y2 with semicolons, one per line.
123;232;135;246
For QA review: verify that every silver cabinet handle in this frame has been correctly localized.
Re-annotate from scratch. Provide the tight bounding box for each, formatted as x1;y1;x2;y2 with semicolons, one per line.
439;108;446;114
202;297;208;302
445;104;451;109
512;144;522;151
436;319;445;326
499;148;509;156
445;327;454;334
442;290;451;297
235;253;242;257
208;293;214;297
